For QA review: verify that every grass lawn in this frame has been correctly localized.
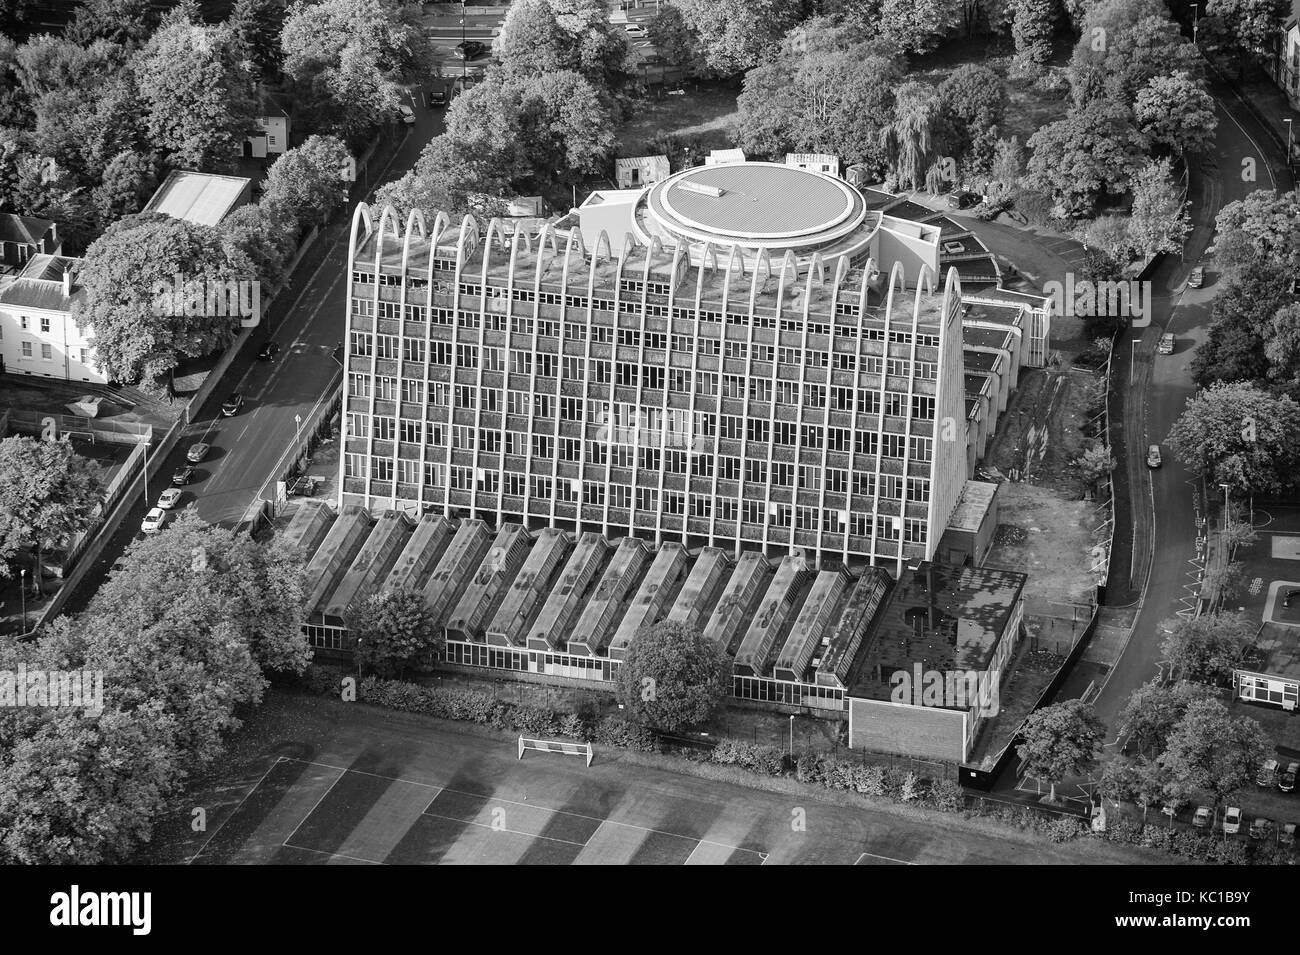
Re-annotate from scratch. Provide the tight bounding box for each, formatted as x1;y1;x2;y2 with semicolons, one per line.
616;81;742;158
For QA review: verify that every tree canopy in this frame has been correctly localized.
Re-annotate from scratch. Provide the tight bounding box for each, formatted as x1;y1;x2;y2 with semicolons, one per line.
1165;381;1300;495
1016;699;1106;802
0;435;101;580
615;620;729;733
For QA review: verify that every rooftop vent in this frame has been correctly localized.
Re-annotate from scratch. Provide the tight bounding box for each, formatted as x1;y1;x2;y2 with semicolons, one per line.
678;181;725;199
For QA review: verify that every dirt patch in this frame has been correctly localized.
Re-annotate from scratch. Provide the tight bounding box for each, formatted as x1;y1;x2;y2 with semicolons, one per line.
986;482;1097;611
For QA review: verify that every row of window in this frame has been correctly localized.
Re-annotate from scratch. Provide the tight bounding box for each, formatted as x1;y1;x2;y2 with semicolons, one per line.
350;291;943;348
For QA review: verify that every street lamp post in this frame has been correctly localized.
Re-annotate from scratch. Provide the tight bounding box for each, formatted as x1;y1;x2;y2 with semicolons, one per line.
295;412;303;448
1286;119;1294;170
1219;483;1230;534
1190;2;1198;44
461;2;467;81
19;568;26;633
788;714;795;757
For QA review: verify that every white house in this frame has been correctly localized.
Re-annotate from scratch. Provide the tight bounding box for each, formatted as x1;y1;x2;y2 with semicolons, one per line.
0;254;104;384
244;90;291;160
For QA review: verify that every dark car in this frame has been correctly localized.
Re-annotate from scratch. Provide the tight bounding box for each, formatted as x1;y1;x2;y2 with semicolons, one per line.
221;393;244;416
1284;588;1300;608
171;465;195;486
428;87;447;107
257;341;279;361
454;40;487;60
946;191;977;209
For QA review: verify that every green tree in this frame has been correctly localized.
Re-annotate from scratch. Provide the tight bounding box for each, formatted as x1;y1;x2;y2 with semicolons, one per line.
878;0;964;54
1073;444;1115;486
1026;100;1148;216
352;588;442;678
1134;71;1217;157
615;620;729;733
1160;612;1255;685
1081;214;1133;262
260;134;351;231
218;203;298;292
1127;158;1190;257
91;149;157;229
880;81;946;192
281;0;429;147
1098;754;1168;819
937;64;1006;170
74;213;251;385
90;509;311;676
228;0;288;79
1159;696;1270;813
1068;6;1201;107
494;0;630;90
1190;260;1291;387
1016;699;1106;802
1206;0;1288;68
65;0;157;45
133;11;257;171
1264;302;1300;397
1165;381;1300;495
1210;189;1300;279
675;0;804;76
1008;0;1057;69
374;135;511;221
1117;680;1213;758
734;32;902;169
645;4;707;76
0;436;102;581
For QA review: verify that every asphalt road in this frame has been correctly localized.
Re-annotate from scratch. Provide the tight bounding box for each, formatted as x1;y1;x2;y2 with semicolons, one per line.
62;105;447;616
1090;81;1292;742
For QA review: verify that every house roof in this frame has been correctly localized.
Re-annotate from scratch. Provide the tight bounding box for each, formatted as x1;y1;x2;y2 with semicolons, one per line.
143;170;252;227
0;254;82;311
0;212;55;246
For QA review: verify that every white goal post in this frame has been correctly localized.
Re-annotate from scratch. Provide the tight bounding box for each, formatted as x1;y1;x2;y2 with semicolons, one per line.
518;736;593;767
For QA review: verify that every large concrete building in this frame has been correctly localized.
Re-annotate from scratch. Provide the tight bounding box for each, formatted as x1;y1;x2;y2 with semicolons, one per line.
341;161;976;572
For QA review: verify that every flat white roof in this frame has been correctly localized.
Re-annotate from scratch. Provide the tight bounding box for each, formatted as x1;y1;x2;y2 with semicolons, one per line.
144;170;251;227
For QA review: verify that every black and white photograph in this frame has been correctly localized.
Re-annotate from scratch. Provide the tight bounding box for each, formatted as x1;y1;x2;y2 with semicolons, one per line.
0;0;1293;933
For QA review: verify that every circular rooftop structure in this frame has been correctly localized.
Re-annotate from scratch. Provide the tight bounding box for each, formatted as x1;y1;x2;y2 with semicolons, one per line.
635;162;875;267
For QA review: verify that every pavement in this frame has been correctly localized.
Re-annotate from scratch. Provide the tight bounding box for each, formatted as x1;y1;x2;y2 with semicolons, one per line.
60;104;448;617
140;691;1166;865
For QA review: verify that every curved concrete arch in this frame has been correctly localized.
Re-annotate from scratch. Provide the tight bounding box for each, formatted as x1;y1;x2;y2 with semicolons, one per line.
348;202;375;257
591;229;613;265
405;207;427;241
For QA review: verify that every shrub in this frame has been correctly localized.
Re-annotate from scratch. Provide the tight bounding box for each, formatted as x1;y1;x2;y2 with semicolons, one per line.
898;771;924;802
821;757;855;792
927;779;964;812
1047;816;1083;843
795;754;825;785
850;763;887;796
707;739;785;776
593;717;659;752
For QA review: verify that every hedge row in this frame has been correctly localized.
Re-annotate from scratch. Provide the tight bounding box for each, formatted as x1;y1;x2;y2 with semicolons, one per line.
1096;817;1294;865
302;669;659;752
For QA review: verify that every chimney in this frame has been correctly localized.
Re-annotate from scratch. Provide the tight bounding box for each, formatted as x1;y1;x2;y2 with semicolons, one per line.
62;268;72;299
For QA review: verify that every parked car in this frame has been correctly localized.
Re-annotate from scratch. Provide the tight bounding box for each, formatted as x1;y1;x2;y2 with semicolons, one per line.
1280;761;1299;792
398;104;415;125
1284;588;1300;608
156;488;183;510
257;340;279;361
1224;806;1242;834
428;87;446;107
946;190;978;209
1258;757;1280;786
1146;445;1162;468
1193;805;1211;828
141;508;166;534
1090;803;1106;832
186;442;211;464
1160;802;1179;820
1188;265;1204;288
221;393;244;417
1281;823;1297;845
1158;333;1175;355
624;23;647;38
454;40;487;59
1251;817;1274;840
171;465;195;486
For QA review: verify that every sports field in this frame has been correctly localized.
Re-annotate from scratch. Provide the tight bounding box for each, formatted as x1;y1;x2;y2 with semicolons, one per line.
153;692;1165;865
